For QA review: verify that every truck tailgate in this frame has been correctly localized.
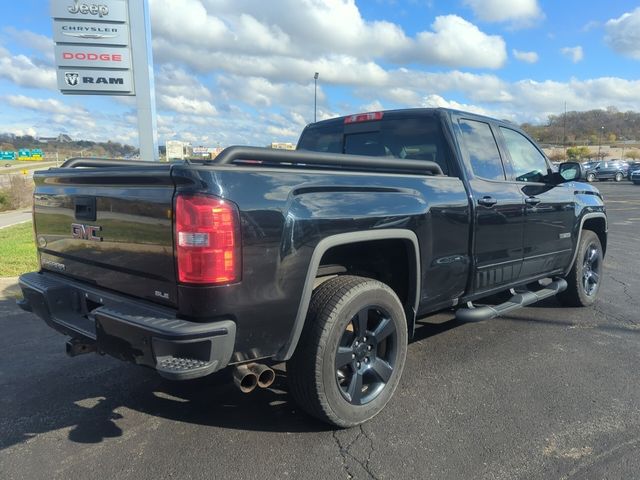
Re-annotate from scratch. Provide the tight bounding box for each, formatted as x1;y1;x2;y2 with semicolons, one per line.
33;165;178;307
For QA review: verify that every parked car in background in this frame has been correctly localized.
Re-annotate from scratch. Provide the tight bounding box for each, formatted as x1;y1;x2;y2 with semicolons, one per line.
584;160;628;182
626;161;640;180
631;168;640;185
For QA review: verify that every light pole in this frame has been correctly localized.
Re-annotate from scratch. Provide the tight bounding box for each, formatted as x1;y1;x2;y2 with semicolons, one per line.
314;72;319;123
598;125;604;160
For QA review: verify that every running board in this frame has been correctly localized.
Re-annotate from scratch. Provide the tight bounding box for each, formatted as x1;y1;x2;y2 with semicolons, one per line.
455;278;568;322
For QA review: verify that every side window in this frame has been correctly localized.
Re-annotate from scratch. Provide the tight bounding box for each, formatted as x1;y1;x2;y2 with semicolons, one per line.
458;119;505;180
500;127;548;183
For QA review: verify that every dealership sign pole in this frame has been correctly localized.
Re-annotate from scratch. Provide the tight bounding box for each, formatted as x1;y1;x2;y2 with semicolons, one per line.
52;0;159;161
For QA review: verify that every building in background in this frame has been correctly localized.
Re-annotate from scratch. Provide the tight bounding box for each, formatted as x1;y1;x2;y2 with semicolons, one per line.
191;146;225;159
270;142;295;150
166;140;193;160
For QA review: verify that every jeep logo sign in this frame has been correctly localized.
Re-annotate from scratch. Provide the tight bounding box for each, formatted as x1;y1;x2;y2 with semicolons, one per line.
71;223;103;242
68;0;109;18
51;0;128;23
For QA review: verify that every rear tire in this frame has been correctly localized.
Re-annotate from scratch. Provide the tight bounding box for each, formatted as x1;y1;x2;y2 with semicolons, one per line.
614;172;623;182
558;230;603;307
586;173;595;182
287;275;408;427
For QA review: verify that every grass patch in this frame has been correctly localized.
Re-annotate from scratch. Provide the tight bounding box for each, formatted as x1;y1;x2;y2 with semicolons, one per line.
0;222;38;277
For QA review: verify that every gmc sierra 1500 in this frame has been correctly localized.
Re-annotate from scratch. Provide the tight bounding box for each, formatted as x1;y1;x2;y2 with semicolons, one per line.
19;108;606;427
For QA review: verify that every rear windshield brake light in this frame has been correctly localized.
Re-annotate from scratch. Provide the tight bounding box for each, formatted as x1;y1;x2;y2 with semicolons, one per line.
344;111;384;124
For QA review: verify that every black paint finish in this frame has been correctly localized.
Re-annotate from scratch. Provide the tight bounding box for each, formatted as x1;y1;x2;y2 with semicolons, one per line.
26;108;606;366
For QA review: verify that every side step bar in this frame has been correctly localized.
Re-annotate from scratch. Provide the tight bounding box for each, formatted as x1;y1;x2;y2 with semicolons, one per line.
455;278;568;322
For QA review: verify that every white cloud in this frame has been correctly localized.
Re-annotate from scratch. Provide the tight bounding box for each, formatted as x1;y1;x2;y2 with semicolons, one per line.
411;15;506;68
151;0;506;70
421;94;489;115
0;50;56;90
605;8;640;59
463;0;542;25
512;49;539;63
3;95;70;114
561;46;584;63
158;95;217;116
361;100;385;112
155;65;213;100
3;27;54;60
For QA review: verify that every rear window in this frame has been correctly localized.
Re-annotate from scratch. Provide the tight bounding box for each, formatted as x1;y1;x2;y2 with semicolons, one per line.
297;117;451;175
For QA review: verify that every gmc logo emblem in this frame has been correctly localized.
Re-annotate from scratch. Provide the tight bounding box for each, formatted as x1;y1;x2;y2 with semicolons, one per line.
71;223;103;241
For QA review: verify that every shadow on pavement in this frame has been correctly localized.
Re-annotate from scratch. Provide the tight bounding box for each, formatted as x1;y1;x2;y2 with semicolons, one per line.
0;289;333;451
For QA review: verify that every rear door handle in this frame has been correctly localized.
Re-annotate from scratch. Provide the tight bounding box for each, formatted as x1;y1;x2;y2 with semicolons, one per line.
478;196;497;207
525;196;541;206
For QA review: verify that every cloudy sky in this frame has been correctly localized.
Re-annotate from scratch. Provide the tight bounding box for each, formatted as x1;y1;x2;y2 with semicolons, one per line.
1;0;640;148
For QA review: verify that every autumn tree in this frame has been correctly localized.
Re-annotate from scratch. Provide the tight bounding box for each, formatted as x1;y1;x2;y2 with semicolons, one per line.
566;146;591;160
625;150;640;161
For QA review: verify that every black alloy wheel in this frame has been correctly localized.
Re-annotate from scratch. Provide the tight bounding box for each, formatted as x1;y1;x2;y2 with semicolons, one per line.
287;275;408;427
335;305;398;406
559;230;603;307
581;242;602;297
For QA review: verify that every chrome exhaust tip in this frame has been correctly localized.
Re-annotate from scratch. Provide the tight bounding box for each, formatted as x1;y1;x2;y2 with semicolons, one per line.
232;364;258;393
248;363;276;389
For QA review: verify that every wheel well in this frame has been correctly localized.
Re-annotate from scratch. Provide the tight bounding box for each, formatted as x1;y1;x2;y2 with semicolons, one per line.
583;217;607;255
317;238;417;319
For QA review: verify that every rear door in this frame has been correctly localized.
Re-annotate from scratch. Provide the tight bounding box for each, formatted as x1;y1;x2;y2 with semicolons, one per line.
33;165;178;306
497;126;575;279
454;117;525;293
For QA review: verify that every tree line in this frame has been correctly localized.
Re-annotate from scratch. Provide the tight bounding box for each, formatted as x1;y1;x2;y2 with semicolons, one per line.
520;106;640;146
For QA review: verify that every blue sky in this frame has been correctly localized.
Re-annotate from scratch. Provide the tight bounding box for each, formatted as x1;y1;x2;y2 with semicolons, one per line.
1;0;640;148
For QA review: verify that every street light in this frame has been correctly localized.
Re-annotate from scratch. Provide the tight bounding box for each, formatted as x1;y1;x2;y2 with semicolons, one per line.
598;125;604;160
314;72;319;123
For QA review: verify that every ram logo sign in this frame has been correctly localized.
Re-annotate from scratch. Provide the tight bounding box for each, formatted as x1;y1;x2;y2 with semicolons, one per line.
71;223;103;242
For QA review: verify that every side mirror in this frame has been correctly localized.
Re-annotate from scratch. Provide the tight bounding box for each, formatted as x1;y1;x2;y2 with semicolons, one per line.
558;162;582;182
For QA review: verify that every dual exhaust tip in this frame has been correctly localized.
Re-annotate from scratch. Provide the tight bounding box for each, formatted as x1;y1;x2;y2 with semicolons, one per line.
233;363;276;393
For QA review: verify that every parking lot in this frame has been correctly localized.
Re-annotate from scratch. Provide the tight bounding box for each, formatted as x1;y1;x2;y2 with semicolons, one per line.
1;181;638;480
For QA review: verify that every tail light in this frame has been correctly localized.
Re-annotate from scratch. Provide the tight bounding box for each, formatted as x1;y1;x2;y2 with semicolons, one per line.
174;194;241;284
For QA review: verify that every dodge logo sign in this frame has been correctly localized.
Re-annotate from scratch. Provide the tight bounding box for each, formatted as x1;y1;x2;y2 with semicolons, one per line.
65;72;79;86
62;52;123;62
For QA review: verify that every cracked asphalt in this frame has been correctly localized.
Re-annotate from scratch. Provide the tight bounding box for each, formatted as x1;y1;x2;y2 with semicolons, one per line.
1;182;639;480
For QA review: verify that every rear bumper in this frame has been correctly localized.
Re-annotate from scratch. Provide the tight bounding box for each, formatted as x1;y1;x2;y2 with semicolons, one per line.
18;271;236;380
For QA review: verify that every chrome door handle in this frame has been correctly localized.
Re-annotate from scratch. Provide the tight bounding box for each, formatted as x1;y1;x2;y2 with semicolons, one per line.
478;196;497;207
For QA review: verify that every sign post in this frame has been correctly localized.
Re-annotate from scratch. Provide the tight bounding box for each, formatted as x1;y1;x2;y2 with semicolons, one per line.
51;0;159;161
127;0;158;162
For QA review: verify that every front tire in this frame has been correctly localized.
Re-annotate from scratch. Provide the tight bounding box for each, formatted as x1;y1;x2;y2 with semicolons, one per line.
586;173;596;182
287;275;408;427
614;172;623;182
558;230;603;307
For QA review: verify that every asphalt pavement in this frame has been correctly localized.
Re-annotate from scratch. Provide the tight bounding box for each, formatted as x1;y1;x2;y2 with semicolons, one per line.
1;182;639;480
0;209;31;229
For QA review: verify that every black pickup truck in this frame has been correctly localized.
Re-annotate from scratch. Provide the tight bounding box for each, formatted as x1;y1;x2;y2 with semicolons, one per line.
19;108;607;427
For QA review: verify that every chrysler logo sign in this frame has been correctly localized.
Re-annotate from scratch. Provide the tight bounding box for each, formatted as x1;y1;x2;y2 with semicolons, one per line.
62;25;119;40
67;0;109;18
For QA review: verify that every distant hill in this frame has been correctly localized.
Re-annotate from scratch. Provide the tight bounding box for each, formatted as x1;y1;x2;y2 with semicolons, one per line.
0;134;138;159
520;107;640;146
